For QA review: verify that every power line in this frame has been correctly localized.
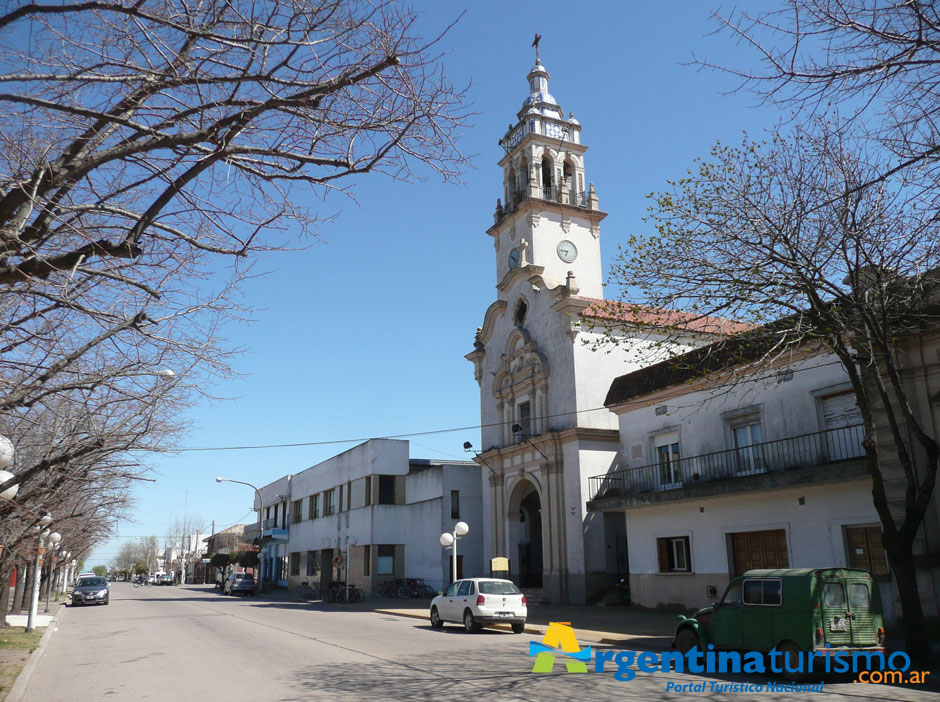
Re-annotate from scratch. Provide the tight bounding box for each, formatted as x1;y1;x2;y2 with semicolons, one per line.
159;358;844;453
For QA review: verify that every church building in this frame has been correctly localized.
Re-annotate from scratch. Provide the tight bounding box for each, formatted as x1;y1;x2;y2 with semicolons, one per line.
465;52;733;604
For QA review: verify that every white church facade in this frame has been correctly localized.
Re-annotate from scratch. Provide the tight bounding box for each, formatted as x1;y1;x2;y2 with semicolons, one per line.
465;56;736;604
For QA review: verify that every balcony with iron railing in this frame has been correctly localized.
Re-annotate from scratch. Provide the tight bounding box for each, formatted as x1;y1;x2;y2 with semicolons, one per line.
587;425;868;508
497;184;591;222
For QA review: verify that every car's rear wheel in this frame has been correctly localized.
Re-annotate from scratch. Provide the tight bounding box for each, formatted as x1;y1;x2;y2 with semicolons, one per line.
777;640;808;680
430;607;443;629
675;628;700;654
463;609;480;633
511;622;525;634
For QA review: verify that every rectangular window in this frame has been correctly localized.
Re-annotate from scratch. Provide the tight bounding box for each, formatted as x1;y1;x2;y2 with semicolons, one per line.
292;500;302;524
730;416;765;474
654;432;681;487
338;484;344;512
377;544;395;575
306;551;318;577
517;401;531;436
365;476;372;506
743;579;782;606
845;525;889;578
363;545;371;576
378;475;395;505
656;536;691;573
347;482;352;511
324;489;335;516
309;494;319;519
450;490;460;519
289;552;300;576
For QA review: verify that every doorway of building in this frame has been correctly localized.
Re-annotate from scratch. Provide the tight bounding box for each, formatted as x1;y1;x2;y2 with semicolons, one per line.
518;487;543;588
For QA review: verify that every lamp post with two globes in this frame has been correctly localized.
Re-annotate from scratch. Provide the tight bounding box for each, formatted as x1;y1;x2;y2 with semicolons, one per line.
440;521;469;584
26;516;59;632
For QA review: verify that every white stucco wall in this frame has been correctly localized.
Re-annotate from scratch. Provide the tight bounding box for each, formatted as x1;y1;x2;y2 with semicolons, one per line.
626;480;878;609
612;353;852;470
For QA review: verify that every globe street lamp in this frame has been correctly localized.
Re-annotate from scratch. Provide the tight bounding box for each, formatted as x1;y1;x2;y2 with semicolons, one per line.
45;538;61;613
0;434;18;502
26;516;53;633
440;521;469;584
216;477;263;594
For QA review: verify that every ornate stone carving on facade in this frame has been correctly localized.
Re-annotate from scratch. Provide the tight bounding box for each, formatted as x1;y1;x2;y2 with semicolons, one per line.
591;222;601;239
527;210;540;229
561;213;571;233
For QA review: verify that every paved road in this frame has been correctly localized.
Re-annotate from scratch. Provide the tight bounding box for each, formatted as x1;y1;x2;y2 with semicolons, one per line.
22;584;939;701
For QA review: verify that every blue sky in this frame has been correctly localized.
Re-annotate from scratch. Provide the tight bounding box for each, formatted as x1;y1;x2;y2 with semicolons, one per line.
88;0;781;565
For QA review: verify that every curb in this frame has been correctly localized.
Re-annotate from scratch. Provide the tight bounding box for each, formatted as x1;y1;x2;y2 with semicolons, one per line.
6;604;65;702
372;608;671;650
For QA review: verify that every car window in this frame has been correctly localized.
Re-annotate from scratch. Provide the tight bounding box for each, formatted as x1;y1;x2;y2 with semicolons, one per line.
849;583;870;609
81;577;107;587
743;580;762;605
763;580;782;606
456;581;472;597
722;583;741;606
479;581;523;595
443;582;458;597
824;582;846;608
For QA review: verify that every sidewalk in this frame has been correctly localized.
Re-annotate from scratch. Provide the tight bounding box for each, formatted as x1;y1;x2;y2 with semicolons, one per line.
234;585;676;649
346;597;675;650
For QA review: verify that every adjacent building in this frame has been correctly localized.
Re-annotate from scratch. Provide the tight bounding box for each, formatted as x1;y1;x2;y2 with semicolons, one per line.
589;337;886;612
253;439;482;596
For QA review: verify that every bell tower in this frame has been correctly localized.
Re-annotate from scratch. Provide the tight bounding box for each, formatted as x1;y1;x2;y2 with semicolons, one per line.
487;52;607;298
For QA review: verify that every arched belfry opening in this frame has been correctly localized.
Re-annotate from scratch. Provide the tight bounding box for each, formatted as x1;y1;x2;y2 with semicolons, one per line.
540;154;552;196
508;479;543;588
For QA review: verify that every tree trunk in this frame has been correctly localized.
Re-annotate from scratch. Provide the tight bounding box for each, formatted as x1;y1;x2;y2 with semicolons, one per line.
0;561;11;627
12;561;28;613
886;537;930;660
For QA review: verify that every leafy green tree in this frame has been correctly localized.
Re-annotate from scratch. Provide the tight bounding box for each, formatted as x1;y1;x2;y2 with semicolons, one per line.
91;565;107;576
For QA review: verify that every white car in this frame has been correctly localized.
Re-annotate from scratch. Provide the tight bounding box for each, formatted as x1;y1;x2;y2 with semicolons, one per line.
429;578;527;633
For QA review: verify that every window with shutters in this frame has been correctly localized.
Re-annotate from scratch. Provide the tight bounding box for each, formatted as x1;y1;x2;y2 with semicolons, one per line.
844;525;889;578
309;494;319;519
821;392;864;460
656;536;691;573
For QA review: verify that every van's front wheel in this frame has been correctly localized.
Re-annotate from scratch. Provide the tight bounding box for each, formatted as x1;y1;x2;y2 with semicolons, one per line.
675;628;700;654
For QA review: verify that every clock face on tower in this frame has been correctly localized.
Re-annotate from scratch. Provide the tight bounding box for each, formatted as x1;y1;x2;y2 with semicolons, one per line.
508;248;520;268
557;240;577;263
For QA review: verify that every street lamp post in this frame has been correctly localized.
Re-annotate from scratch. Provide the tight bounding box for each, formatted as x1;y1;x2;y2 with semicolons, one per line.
439;522;469;584
44;540;60;613
26;516;53;633
344;537;358;602
216;477;263;595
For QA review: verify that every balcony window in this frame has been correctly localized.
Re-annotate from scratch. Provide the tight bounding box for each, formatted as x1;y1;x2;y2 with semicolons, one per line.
730;417;765;474
517;401;531;437
657;536;691;573
653;432;681;488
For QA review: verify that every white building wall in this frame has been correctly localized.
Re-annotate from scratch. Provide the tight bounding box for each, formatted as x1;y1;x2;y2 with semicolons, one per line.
626;480;878;611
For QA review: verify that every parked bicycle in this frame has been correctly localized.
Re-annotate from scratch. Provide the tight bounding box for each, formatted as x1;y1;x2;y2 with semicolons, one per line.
326;582;364;604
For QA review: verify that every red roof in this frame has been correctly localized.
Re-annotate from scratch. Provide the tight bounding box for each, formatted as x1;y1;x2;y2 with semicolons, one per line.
579;297;755;336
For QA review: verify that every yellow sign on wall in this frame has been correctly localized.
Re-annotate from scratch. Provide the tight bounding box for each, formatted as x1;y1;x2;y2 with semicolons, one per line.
491;556;509;571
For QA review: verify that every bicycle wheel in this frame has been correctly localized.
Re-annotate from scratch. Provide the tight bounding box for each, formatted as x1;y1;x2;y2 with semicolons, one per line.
397;585;413;599
350;588;364;603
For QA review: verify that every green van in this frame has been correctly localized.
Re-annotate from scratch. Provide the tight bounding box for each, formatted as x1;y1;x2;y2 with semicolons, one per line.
674;568;885;658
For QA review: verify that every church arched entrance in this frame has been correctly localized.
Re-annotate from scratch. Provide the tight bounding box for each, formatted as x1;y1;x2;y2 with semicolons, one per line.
509;479;543;588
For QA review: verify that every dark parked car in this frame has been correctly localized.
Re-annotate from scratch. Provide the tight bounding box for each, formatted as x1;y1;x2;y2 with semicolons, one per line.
158;573;174;586
71;576;109;606
224;573;255;596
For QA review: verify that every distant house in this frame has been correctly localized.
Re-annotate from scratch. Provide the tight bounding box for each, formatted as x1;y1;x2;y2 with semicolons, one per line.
589;337;888;613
